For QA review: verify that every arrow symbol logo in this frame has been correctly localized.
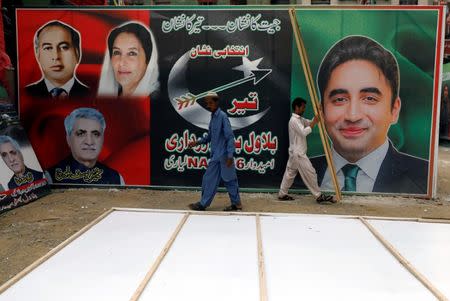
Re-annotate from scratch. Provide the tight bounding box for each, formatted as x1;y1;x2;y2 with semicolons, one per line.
176;69;272;110
168;54;271;130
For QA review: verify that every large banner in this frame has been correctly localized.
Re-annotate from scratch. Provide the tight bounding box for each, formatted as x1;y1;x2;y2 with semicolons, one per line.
0;111;50;214
16;7;443;198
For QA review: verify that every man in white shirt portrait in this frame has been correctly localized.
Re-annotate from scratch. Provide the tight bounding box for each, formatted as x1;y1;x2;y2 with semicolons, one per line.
311;35;428;194
25;20;89;99
278;97;335;203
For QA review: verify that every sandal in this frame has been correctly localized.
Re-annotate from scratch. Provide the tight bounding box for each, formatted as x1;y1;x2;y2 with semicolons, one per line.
223;204;242;211
278;195;295;201
316;194;336;204
188;202;206;211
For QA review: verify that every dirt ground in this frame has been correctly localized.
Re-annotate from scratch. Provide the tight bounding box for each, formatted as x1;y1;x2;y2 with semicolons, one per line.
1;143;450;288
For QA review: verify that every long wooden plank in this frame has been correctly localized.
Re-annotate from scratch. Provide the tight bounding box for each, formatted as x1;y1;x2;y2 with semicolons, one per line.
359;217;448;301
137;214;259;301
261;215;437;300
0;208;114;295
288;8;342;201
256;214;268;301
128;213;190;301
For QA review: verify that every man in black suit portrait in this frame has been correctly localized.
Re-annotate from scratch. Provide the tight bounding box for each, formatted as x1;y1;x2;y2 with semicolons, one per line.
25;20;89;99
46;107;124;186
313;35;428;194
0;135;45;189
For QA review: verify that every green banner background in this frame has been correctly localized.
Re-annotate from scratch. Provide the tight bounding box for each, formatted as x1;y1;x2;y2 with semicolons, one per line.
291;9;439;160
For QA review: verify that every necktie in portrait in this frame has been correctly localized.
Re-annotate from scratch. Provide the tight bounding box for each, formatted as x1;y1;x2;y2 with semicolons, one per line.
50;87;68;99
341;164;360;192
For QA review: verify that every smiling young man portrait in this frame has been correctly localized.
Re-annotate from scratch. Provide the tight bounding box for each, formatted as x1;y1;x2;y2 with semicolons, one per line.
311;35;428;194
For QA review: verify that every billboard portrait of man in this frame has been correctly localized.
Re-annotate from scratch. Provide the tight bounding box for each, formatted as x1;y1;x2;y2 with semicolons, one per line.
46;107;125;185
0;135;45;189
25;20;89;99
312;35;428;194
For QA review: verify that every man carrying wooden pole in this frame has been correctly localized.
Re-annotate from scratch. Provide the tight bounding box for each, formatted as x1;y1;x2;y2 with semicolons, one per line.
278;97;336;203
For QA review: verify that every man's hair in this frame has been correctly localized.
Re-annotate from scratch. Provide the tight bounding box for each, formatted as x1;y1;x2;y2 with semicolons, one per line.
34;20;81;62
107;22;153;65
317;35;399;108
64;108;106;136
0;135;21;153
292;97;307;111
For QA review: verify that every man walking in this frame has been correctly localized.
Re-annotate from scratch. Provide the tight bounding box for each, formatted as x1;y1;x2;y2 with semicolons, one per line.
188;91;242;211
278;97;335;203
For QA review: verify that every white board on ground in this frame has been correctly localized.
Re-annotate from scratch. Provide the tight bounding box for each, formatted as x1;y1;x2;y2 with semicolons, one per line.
260;215;437;301
138;214;259;301
0;211;185;301
368;219;450;298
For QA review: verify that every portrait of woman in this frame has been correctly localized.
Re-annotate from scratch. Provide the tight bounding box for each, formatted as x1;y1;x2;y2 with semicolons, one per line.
97;21;159;97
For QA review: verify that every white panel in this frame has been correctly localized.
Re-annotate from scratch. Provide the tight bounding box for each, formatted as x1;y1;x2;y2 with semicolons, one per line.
139;214;259;301
260;215;437;301
0;211;185;301
369;219;450;299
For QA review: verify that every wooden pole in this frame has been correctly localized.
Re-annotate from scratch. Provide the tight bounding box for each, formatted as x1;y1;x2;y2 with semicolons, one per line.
359;217;448;301
256;214;268;301
288;8;342;201
129;213;190;301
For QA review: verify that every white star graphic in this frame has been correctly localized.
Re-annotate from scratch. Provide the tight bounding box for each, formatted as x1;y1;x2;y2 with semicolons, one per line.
233;57;264;77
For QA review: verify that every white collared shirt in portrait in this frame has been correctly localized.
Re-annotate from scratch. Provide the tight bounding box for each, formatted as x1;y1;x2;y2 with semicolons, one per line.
320;139;389;192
